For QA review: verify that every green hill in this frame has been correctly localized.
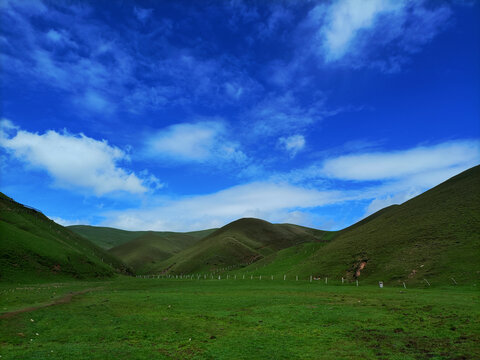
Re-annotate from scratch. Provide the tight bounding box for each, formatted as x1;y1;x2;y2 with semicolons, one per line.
240;165;480;285
108;229;216;273
0;193;132;283
153;218;335;274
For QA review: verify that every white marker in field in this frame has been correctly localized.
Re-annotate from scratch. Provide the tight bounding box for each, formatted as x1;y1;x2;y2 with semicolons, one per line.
260;275;262;280
356;280;359;287
325;277;328;284
379;281;383;288
284;275;286;281
296;275;298;281
403;282;406;289
342;277;344;284
310;275;312;282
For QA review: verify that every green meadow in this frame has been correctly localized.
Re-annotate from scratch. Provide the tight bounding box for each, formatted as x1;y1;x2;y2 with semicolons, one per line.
1;278;479;360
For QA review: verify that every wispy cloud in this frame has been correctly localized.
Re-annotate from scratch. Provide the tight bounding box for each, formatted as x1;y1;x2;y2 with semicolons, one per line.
0;120;161;196
248;91;329;137
278;134;306;158
0;0;261;115
145;121;247;165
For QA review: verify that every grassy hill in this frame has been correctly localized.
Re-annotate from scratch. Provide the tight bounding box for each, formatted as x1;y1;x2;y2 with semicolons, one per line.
108;229;216;273
152;218;335;274
67;225;146;249
239;165;480;285
0;193;132;283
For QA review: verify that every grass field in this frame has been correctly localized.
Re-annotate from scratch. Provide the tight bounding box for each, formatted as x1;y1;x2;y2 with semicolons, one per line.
1;278;479;359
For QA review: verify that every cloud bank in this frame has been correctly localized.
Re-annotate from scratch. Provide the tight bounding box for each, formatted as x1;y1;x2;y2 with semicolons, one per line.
103;182;344;231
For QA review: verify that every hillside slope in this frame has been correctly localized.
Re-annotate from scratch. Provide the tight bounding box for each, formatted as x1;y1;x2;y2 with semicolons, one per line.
108;229;216;272
153;218;334;274
0;193;132;283
67;225;145;249
248;165;480;285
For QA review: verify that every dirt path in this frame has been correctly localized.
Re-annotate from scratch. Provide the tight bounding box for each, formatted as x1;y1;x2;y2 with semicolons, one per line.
0;287;102;319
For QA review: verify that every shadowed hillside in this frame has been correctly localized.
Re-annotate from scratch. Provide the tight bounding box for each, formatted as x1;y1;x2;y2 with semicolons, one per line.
67;225;146;249
242;165;480;285
0;193;132;283
152;218;335;274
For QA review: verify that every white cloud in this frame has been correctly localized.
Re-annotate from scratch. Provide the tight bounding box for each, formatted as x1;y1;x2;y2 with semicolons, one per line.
321;0;400;61
0;120;155;196
321;140;480;181
103;182;345;231
278;134;305;157
145;121;247;164
305;0;452;70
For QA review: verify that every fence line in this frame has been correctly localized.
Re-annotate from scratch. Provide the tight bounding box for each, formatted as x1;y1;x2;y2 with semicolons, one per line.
134;273;456;287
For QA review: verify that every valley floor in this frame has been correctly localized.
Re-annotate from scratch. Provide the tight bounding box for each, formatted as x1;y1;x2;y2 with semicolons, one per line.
0;278;479;359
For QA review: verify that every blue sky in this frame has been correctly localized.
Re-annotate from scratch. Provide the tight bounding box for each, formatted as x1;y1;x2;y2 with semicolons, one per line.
1;0;479;231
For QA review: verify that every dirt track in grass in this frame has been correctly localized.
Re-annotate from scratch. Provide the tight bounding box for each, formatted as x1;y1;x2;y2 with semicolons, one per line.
0;287;101;319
